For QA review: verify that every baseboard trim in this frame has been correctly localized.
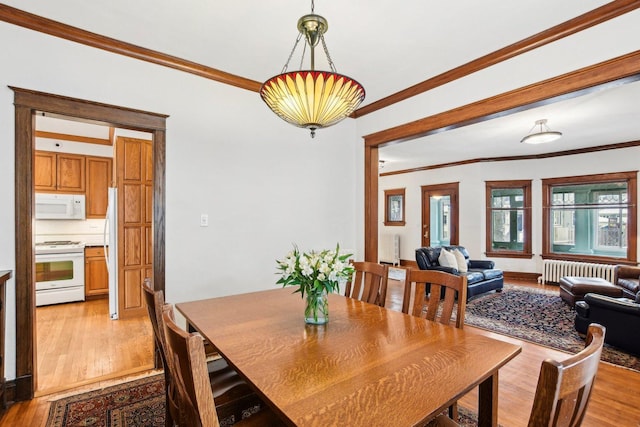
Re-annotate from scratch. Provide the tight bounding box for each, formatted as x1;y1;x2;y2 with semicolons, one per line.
3;377;17;408
503;271;540;282
14;374;32;402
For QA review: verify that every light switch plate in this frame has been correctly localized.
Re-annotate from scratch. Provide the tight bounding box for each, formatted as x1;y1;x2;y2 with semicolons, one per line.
200;214;209;227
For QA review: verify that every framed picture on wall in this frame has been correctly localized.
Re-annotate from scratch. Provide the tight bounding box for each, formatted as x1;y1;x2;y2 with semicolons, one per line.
384;188;405;226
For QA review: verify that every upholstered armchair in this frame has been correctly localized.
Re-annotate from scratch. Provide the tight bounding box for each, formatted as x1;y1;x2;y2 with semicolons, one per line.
614;265;640;300
575;292;640;356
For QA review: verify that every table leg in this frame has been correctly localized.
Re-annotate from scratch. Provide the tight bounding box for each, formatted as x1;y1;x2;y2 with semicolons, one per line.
477;372;498;427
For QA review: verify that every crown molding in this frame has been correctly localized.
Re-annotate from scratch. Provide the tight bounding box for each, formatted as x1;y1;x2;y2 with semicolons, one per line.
0;4;262;92
353;0;640;118
379;140;640;176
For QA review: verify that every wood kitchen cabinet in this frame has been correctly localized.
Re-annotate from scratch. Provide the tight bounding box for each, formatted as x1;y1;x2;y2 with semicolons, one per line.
57;153;86;192
85;247;108;298
34;151;86;193
35;151;113;218
35;151;85;193
34;151;57;191
86;156;113;218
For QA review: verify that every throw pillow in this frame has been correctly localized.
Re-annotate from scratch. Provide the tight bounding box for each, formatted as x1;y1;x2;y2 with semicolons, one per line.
438;248;458;269
451;249;469;273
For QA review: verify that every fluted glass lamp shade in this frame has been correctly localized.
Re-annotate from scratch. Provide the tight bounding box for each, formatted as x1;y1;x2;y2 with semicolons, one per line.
260;4;365;138
260;71;365;136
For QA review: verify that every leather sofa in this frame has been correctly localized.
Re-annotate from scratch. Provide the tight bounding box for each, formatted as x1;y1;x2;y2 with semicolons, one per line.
415;245;503;300
614;265;640;300
575;292;640;356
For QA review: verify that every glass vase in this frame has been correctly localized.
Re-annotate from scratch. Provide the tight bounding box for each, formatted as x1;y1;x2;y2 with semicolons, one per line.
305;291;329;325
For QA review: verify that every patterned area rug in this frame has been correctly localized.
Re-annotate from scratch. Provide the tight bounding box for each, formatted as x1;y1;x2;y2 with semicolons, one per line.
45;374;487;426
431;407;489;427
465;284;640;372
46;375;165;427
46;374;248;427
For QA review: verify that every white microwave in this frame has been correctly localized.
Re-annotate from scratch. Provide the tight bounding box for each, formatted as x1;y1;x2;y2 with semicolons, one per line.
35;193;86;220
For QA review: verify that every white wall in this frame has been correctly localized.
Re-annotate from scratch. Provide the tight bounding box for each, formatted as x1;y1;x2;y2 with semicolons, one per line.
0;22;361;380
379;147;640;275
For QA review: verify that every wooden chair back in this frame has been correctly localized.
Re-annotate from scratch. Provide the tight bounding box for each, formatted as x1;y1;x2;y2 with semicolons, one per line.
403;268;467;329
142;278;168;362
344;261;389;306
528;323;606;427
163;305;221;427
142;278;177;427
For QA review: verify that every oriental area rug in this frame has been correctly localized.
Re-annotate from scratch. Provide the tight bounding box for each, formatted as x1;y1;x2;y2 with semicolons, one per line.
45;374;486;427
46;374;166;427
465;284;640;372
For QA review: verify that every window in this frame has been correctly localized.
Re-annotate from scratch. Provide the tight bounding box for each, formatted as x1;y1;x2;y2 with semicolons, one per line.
384;188;405;226
485;180;532;258
542;172;637;263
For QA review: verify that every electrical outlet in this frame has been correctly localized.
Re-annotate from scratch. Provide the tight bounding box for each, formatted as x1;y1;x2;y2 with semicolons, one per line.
200;214;209;227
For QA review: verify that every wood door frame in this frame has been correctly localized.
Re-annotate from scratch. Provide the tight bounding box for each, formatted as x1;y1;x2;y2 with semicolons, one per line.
363;53;640;262
421;183;459;247
11;87;167;401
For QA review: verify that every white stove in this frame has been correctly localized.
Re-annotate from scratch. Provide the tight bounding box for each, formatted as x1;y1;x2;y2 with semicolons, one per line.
35;240;85;254
35;241;86;306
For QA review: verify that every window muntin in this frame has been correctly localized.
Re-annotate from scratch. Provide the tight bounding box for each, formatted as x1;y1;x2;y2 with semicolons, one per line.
543;172;636;264
548;182;628;258
485;181;531;258
490;188;524;249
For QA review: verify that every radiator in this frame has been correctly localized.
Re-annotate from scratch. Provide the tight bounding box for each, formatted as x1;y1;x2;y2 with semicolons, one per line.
379;234;400;266
538;260;617;284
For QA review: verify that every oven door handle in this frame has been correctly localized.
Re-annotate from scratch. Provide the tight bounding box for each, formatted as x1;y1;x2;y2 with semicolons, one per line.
35;252;83;261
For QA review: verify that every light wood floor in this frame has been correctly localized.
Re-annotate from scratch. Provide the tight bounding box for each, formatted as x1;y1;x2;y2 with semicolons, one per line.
3;280;640;426
35;298;154;396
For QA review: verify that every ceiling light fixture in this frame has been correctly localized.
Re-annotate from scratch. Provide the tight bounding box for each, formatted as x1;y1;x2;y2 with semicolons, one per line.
520;119;563;144
259;0;365;138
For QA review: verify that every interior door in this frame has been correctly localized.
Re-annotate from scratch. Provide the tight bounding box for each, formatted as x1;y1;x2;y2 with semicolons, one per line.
421;183;459;247
116;136;153;318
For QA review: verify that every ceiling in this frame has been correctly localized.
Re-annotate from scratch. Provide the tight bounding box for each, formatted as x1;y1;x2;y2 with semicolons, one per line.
6;0;639;171
379;79;640;172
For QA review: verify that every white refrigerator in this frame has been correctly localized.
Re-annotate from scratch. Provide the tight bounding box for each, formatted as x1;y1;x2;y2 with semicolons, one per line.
104;187;119;320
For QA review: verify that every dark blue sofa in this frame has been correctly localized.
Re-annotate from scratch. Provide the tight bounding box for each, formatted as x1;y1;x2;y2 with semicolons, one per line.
415;245;503;300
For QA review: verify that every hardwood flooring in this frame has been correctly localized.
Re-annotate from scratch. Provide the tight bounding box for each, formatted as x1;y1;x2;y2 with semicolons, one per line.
35;298;154;396
2;279;639;426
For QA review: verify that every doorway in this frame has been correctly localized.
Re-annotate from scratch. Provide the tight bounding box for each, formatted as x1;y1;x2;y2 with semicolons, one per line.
421;183;459;247
12;87;167;401
32;117;155;394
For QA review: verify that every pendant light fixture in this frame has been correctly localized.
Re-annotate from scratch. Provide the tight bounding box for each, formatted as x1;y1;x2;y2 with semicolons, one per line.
260;0;365;138
520;119;563;144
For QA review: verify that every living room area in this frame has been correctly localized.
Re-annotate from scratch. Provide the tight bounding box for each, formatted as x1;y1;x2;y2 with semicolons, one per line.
376;113;640;424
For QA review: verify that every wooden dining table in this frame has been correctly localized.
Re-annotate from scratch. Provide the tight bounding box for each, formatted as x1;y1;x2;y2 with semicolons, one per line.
177;288;521;427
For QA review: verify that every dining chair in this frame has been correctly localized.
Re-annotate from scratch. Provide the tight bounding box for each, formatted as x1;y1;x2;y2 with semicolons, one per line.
402;268;467;328
428;323;606;427
142;279;261;425
344;261;389;306
404;268;467;421
162;306;284;427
